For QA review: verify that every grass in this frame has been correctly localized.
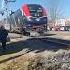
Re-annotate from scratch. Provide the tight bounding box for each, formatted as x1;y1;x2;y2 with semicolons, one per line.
0;49;70;70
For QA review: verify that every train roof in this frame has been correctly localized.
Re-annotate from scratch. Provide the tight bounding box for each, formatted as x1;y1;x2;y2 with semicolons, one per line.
21;4;43;9
27;4;42;7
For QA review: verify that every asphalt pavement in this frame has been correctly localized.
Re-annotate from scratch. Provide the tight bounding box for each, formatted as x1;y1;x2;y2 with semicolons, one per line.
45;31;70;40
44;31;70;46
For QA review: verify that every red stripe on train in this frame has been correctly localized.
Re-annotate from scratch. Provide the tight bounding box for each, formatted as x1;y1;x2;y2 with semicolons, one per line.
21;4;30;16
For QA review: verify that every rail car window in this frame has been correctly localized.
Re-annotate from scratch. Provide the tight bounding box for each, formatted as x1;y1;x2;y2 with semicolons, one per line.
28;5;43;17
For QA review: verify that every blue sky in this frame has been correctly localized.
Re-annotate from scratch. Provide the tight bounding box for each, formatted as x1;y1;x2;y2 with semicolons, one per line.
61;0;70;18
0;0;70;19
7;0;47;11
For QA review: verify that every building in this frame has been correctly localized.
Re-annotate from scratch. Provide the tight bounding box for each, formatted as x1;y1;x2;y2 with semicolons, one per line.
48;18;70;31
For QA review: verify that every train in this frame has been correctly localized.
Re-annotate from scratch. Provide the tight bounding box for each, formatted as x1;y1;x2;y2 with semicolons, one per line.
7;4;48;35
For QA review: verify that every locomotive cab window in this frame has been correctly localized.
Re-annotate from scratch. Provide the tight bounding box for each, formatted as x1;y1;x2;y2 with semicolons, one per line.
28;5;43;17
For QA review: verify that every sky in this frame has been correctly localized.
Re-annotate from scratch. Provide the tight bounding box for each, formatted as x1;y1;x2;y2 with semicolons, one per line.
0;0;70;20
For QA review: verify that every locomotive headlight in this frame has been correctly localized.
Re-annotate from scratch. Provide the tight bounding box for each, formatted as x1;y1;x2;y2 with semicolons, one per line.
27;16;32;21
36;18;40;21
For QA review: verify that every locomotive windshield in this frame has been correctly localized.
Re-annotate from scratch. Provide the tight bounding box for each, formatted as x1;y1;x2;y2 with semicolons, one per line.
28;4;43;17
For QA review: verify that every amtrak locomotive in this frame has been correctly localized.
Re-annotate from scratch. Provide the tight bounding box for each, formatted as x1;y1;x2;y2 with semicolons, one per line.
7;4;47;34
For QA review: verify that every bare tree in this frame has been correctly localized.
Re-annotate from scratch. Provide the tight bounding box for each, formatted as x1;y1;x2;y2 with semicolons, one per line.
47;0;63;27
